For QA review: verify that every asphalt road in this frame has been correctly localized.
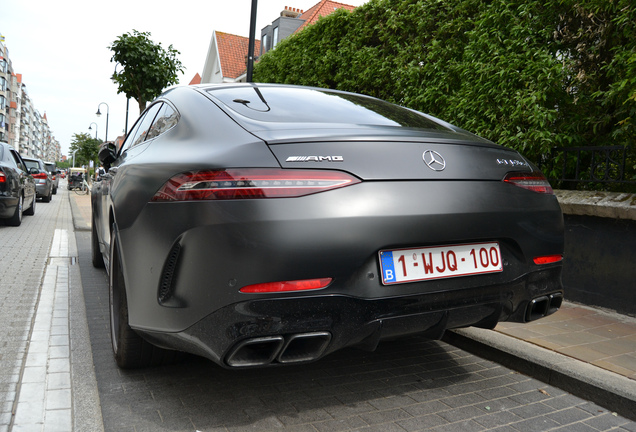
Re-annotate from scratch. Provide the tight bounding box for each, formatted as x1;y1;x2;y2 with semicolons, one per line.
75;228;636;432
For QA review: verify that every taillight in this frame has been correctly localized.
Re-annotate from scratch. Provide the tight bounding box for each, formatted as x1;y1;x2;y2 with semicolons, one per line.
152;169;360;202
0;172;5;183
503;171;553;194
533;254;563;265
240;278;333;293
32;172;48;180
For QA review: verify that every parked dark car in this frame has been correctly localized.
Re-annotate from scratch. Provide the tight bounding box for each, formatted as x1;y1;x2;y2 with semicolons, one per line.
92;84;564;369
22;157;52;202
0;142;36;226
44;161;59;194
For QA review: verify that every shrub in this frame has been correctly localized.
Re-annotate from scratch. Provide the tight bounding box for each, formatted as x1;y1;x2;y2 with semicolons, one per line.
254;0;635;189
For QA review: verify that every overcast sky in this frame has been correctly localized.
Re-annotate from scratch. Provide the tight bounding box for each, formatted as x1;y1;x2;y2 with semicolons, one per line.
1;0;367;156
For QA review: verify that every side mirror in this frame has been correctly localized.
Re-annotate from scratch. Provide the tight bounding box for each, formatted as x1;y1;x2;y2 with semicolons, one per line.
29;167;39;175
98;141;117;171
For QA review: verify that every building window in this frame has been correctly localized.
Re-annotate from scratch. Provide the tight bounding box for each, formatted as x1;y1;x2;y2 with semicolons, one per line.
262;34;268;54
273;27;279;48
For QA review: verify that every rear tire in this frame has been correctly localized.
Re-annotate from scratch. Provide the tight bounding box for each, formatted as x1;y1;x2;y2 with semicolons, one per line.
24;196;36;216
6;195;23;226
91;216;105;268
109;228;179;368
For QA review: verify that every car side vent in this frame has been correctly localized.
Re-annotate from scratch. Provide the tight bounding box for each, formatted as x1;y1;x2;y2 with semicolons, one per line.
158;242;182;305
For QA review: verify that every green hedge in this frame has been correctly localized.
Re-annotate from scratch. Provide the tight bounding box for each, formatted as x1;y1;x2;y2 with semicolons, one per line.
254;0;635;188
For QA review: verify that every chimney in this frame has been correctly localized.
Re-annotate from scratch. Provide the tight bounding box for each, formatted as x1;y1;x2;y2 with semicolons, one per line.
281;6;302;18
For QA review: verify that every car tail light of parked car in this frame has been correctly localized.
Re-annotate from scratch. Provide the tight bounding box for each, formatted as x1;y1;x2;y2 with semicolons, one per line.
240;278;334;293
503;171;553;194
32;172;48;183
533;254;564;265
152;169;361;201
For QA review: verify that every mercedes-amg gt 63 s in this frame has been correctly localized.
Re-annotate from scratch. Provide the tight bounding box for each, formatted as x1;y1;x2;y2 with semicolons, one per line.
92;84;564;369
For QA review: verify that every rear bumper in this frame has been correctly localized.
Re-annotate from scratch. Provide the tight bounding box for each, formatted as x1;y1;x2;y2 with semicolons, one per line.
138;265;563;368
0;196;19;218
35;183;50;197
109;179;564;367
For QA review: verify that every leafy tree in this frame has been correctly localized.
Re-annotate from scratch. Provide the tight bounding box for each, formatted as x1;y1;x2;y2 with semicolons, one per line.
57;160;71;170
109;30;184;114
69;133;101;168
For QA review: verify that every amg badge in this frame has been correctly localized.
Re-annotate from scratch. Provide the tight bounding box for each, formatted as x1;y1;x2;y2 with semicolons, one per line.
286;156;344;162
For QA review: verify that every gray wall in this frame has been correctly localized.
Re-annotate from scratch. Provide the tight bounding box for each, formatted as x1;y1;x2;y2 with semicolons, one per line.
562;214;635;316
555;191;636;317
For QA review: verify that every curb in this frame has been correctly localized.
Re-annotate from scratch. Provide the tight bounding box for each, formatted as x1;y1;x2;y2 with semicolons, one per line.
68;191;91;232
443;328;636;422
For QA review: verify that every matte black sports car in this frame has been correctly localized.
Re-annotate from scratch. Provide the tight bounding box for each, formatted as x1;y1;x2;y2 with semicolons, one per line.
92;84;564;369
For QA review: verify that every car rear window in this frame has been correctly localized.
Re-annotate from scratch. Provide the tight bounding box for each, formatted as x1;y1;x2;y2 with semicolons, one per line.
208;87;448;131
24;160;39;171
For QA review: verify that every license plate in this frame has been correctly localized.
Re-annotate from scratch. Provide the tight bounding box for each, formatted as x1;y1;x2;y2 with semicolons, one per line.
379;242;503;285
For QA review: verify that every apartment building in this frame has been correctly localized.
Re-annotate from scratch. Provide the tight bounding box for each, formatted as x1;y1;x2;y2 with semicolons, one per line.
0;36;60;161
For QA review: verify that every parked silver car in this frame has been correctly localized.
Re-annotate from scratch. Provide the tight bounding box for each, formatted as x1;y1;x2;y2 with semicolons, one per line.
22;157;52;202
44;161;59;194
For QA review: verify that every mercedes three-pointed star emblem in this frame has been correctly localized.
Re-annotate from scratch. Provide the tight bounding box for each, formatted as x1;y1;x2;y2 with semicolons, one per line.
422;150;446;171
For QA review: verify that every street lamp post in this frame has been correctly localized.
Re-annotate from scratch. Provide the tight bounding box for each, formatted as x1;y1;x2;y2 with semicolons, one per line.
89;122;98;140
246;0;258;82
96;102;110;142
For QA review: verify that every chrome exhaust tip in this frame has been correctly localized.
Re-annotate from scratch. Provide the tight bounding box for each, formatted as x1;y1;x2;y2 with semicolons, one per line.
277;332;332;364
526;296;550;322
226;336;284;367
547;292;563;316
525;292;563;322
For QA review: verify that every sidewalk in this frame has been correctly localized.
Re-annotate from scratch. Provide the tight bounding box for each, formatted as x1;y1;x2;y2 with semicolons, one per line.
68;190;636;420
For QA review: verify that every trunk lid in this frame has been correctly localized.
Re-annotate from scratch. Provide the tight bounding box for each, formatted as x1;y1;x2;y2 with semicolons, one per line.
263;129;531;181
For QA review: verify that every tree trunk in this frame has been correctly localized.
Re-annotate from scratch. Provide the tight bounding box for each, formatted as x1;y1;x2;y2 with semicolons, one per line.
138;99;147;115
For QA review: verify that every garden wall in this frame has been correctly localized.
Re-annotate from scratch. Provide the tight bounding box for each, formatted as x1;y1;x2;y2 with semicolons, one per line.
555;191;636;316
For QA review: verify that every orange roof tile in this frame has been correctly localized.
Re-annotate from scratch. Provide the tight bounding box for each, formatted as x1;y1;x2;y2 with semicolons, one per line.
189;73;201;85
296;0;356;33
216;31;261;79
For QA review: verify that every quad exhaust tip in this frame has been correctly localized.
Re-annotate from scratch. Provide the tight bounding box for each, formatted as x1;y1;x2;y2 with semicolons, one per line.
226;332;332;368
525;292;563;322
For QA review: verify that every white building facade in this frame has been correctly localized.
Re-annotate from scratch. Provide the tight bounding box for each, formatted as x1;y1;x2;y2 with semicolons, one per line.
1;36;60;161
